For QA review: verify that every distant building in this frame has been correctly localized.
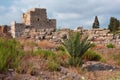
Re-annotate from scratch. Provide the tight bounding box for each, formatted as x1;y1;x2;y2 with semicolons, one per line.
0;25;10;33
0;25;11;38
11;8;56;38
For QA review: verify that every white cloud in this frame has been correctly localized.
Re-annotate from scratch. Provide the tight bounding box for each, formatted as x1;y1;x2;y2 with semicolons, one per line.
56;13;80;20
0;0;120;29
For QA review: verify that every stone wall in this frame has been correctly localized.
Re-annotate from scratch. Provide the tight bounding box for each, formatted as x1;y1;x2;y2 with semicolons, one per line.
11;22;26;38
11;8;56;38
22;8;56;29
0;25;10;33
75;28;115;45
0;25;11;38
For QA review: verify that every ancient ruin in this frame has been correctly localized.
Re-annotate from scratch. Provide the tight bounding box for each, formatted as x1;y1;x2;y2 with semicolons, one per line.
0;25;10;34
75;27;120;46
11;8;56;38
0;8;120;46
0;25;11;37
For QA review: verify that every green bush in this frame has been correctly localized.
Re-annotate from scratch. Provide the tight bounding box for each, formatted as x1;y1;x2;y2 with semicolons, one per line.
68;57;83;67
0;38;23;73
63;32;91;66
117;60;120;65
56;45;66;52
32;49;55;59
55;51;70;67
33;49;69;67
106;43;115;48
48;60;59;71
112;52;120;65
82;50;102;61
90;43;96;48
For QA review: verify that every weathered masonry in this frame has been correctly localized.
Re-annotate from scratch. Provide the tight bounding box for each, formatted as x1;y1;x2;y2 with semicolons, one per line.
11;8;56;38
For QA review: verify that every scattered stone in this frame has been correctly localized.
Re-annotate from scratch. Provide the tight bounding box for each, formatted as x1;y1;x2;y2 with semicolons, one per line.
81;76;85;80
0;74;6;80
82;61;118;71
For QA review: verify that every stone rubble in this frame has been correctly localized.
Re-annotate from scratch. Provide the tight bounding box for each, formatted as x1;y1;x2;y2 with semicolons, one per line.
82;61;119;71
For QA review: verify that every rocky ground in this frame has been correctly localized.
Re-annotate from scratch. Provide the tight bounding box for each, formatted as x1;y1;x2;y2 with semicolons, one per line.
0;37;120;80
0;56;120;80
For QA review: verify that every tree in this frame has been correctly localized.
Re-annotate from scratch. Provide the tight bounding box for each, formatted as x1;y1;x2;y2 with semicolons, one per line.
92;16;100;29
108;17;115;32
108;17;120;32
63;32;91;66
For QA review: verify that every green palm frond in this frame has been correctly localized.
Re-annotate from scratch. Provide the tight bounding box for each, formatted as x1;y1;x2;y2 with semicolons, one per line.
63;31;91;59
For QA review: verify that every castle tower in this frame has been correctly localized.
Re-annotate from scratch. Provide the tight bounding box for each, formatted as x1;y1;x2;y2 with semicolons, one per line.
11;8;56;38
22;8;56;29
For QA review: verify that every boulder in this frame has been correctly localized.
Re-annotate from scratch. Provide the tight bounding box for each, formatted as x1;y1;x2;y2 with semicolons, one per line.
82;61;118;71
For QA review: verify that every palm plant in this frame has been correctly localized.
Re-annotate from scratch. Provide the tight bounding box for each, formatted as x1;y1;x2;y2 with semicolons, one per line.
63;31;91;66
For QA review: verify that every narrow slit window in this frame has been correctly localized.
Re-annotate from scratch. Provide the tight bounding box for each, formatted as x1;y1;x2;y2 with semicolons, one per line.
38;18;39;21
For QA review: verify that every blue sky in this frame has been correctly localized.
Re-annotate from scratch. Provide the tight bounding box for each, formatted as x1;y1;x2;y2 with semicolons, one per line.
0;0;120;29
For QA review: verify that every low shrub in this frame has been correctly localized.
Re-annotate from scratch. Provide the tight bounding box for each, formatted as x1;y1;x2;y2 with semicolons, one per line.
106;43;115;48
63;32;91;67
116;60;120;65
56;45;66;52
55;51;70;67
82;50;102;61
100;58;107;63
48;60;59;71
112;52;120;65
68;57;83;67
90;43;96;48
0;38;24;73
32;49;55;59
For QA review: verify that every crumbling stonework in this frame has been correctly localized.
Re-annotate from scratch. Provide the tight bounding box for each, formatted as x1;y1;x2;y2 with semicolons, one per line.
11;8;56;38
75;27;120;46
0;25;10;34
0;25;11;38
22;8;56;29
11;22;26;38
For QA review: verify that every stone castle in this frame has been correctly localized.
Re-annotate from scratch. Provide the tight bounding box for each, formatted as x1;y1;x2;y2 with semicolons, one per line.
11;8;56;38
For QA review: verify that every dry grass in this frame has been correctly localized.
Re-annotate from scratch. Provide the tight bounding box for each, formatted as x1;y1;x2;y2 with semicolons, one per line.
84;70;120;80
38;40;56;49
99;48;120;66
18;38;37;47
68;66;83;74
90;44;120;66
91;45;106;50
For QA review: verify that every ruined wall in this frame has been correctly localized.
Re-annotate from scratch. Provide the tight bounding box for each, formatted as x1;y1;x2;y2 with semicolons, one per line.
11;22;26;38
0;25;11;38
0;25;10;33
11;8;56;38
0;26;4;33
22;8;56;29
22;13;31;25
